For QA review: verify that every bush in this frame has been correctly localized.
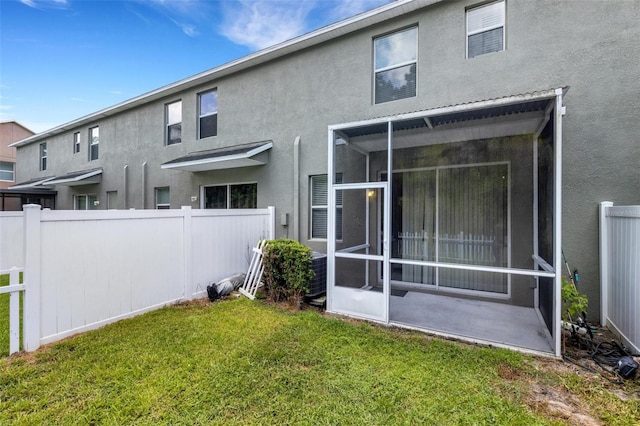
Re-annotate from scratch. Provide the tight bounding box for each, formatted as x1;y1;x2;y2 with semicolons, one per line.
262;239;314;305
561;277;588;322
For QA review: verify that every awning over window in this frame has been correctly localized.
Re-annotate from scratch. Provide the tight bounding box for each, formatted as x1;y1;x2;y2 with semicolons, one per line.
161;141;273;172
9;176;55;189
46;168;103;186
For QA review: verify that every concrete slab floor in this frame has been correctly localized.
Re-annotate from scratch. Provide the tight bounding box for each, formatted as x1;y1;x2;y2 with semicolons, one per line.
389;291;554;354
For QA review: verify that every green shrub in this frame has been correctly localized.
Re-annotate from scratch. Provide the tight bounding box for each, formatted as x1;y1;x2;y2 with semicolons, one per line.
561;277;588;322
262;239;314;305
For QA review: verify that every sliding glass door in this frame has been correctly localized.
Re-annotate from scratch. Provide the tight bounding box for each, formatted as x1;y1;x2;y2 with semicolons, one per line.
389;162;510;295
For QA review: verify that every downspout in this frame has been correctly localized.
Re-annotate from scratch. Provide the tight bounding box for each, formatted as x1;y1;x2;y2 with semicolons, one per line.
123;164;128;209
141;162;147;209
553;88;566;357
293;136;300;241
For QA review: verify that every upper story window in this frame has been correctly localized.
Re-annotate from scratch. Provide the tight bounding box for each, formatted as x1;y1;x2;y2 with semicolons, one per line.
89;126;99;161
39;142;47;171
166;100;182;145
466;1;505;59
374;26;417;104
199;89;218;139
0;161;15;182
73;132;80;153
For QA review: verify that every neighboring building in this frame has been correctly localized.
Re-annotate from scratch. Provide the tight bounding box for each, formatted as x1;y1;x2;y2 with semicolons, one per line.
0;121;32;189
0;121;52;210
9;0;639;355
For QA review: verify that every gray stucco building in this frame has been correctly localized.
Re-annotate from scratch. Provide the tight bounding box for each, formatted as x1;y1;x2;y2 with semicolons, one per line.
10;0;639;354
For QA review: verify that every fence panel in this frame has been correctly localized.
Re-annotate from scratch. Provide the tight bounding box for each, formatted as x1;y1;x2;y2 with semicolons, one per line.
0;212;24;270
190;208;274;298
600;202;640;354
15;205;274;351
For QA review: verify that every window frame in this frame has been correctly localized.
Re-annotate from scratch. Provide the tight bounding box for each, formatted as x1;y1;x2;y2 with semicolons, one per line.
373;26;418;105
165;100;182;145
74;194;98;210
39;142;47;171
466;0;506;59
310;173;343;240
88;126;99;161
106;191;117;209
155;187;170;209
73;131;81;154
0;161;15;182
201;182;258;209
198;89;218;139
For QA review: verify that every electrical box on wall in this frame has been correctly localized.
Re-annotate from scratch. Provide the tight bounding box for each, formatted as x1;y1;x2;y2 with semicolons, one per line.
280;213;288;226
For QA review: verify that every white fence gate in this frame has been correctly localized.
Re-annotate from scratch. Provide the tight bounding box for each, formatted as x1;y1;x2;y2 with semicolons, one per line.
1;205;275;353
599;202;640;354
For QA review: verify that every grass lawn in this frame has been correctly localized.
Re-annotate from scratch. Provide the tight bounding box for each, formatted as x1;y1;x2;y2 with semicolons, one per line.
1;297;639;425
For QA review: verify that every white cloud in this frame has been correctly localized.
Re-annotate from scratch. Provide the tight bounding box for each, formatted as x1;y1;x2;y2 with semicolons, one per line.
172;19;198;37
219;0;316;51
19;0;69;10
70;97;86;102
137;0;209;37
110;90;123;95
329;0;393;21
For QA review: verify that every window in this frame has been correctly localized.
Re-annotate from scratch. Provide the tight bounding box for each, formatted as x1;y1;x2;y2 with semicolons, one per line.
73;132;80;153
374;26;417;104
106;191;117;209
310;174;342;240
39;142;47;171
89;126;99;161
199;89;218;139
74;194;98;210
203;183;257;209
467;1;505;59
0;161;15;182
155;187;170;209
166;100;182;145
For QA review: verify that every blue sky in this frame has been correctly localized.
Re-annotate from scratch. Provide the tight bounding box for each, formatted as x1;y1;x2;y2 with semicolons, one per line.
0;0;392;134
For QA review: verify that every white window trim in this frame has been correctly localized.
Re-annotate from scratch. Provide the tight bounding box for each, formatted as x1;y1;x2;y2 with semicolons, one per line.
200;181;257;209
166;100;182;145
40;142;47;171
155;187;170;209
198;89;218;139
73;132;81;154
89;126;99;161
373;26;418;105
74;194;98;210
466;0;506;59
310;174;343;241
0;161;15;182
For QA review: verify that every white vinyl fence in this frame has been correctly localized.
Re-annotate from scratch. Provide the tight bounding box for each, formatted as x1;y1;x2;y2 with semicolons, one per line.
599;202;640;354
0;212;24;271
2;205;274;353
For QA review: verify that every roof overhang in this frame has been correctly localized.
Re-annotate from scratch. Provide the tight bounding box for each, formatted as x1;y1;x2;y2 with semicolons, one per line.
9;176;55;190
46;168;103;186
161;141;273;172
331;88;566;152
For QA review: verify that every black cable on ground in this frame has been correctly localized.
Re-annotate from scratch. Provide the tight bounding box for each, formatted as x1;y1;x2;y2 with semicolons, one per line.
562;333;630;384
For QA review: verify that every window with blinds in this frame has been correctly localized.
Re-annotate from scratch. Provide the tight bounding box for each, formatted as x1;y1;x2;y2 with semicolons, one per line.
373;26;417;104
310;173;342;239
466;1;505;59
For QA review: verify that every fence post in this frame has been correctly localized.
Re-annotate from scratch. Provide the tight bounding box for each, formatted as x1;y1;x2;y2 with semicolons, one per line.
9;266;20;354
182;206;193;301
268;206;276;239
23;204;42;352
599;201;614;327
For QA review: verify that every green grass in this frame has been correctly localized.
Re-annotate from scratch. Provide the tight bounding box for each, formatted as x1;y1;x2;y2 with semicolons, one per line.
1;297;638;425
0;273;23;357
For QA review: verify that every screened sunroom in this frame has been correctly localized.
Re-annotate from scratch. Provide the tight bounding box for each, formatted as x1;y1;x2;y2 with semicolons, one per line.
326;89;565;356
